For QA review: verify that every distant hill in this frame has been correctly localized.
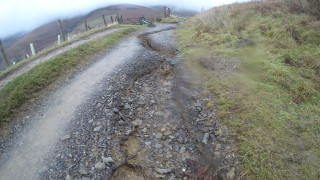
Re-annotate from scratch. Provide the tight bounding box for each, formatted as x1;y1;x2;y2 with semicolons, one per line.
0;4;157;70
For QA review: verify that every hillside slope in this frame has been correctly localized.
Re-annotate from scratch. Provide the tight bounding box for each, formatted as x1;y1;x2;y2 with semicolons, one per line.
0;4;156;70
176;0;320;179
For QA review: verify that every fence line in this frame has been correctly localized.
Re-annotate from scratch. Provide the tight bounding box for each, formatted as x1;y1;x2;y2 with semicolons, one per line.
1;6;172;69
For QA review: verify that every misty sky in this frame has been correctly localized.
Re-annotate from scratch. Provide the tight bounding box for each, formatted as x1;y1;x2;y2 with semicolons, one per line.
0;0;247;39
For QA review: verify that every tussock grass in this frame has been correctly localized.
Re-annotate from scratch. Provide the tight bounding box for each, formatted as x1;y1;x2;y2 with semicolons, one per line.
176;0;320;179
0;28;136;125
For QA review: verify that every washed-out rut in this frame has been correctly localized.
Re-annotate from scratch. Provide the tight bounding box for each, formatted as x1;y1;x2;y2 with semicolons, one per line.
0;28;122;90
0;24;177;180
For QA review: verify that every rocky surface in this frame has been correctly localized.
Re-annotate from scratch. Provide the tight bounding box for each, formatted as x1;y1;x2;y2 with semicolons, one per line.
0;24;242;179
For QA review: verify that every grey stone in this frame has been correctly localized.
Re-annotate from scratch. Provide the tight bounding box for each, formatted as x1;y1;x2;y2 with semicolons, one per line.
202;133;209;144
142;128;148;133
155;133;163;139
103;157;115;164
155;144;163;148
126;130;132;136
61;134;71;141
131;119;142;127
155;168;172;174
164;130;171;136
227;167;236;180
216;144;222;150
95;162;105;171
65;175;73;180
154;111;165;117
124;104;132;110
154;173;165;178
94;126;102;132
169;135;175;139
180;146;186;153
145;141;152;146
79;166;88;175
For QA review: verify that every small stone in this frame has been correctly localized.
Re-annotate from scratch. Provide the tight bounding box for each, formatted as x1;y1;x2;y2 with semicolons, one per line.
155;133;163;139
65;175;73;180
145;141;152;146
161;128;166;132
216;144;222;150
126;130;132;136
169;175;176;180
79;166;88;175
142;128;148;133
226;167;236;180
154;173;165;178
150;100;156;105
95;162;105;171
94;126;102;132
124;104;132;110
202;133;209;144
62;134;71;141
155;168;172;174
131;119;142;127
164;130;171;136
113;108;119;112
155;144;163;148
154;111;165;117
103;157;115;164
169;135;175;139
166;153;173;158
180;146;186;153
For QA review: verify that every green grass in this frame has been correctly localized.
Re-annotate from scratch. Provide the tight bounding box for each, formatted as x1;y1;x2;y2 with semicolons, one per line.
0;28;136;125
176;1;320;179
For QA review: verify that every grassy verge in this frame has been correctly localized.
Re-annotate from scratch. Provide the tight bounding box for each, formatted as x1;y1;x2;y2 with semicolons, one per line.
176;1;320;179
0;24;139;80
0;28;136;125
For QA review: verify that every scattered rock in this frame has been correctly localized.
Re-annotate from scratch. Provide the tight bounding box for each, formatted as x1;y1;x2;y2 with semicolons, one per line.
226;167;236;180
79;165;88;175
94;162;105;171
155;168;172;174
180;146;186;153
142;128;148;133
61;134;71;141
155;144;163;148
154;173;166;178
131;119;142;127
126;130;132;136
164;130;171;136
145;141;152;146
154;111;165;117
103;157;115;164
202;133;209;144
65;175;73;180
124;104;132;110
93;126;102;132
156;133;163;139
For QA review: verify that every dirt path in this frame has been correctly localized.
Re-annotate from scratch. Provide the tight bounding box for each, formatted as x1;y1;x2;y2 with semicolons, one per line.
0;24;177;180
0;28;122;90
0;23;240;180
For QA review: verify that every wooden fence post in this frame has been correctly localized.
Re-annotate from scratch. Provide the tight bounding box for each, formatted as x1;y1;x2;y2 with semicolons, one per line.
0;38;9;67
58;35;61;45
58;20;66;41
102;15;107;26
111;16;114;23
163;6;167;18
120;15;123;24
84;18;88;31
30;43;36;56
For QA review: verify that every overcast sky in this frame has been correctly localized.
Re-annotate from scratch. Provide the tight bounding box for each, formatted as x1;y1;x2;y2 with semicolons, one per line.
0;0;247;39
